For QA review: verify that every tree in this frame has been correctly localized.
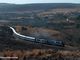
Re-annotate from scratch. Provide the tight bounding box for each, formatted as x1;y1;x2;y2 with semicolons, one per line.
76;15;80;22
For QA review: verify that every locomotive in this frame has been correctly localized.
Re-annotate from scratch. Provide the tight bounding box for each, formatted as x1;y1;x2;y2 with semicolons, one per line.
10;27;64;47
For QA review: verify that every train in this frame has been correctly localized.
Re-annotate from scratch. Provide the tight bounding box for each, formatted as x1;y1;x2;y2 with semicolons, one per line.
10;27;64;47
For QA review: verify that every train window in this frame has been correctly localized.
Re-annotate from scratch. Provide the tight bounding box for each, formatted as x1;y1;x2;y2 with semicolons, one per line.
36;38;47;43
55;41;61;44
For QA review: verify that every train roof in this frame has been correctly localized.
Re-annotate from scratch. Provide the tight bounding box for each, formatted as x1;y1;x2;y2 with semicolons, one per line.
37;37;62;42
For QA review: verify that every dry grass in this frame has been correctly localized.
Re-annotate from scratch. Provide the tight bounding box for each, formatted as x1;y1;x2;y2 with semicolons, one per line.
0;49;80;58
15;26;64;40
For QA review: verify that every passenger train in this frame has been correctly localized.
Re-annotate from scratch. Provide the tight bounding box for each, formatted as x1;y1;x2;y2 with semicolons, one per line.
10;27;64;47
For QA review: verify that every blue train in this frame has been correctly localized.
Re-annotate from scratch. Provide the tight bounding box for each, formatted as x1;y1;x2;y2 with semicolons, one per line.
10;27;64;47
35;38;64;47
0;26;64;47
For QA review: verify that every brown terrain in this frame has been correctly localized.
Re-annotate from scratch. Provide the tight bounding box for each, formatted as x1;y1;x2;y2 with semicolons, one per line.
0;3;80;60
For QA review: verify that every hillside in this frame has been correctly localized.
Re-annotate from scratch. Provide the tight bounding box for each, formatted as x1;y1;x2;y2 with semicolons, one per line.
0;3;80;12
0;3;80;60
